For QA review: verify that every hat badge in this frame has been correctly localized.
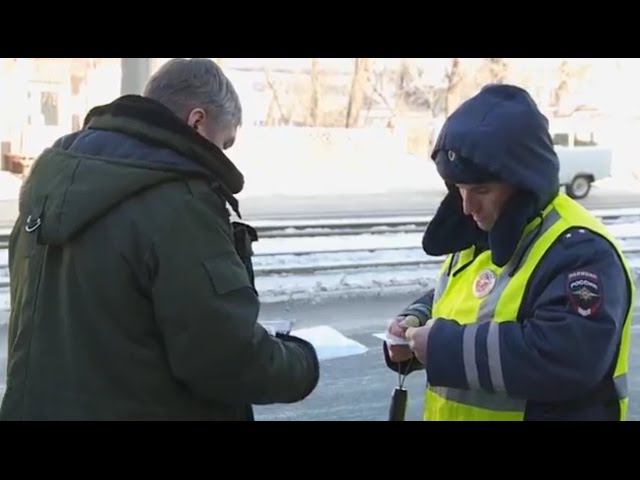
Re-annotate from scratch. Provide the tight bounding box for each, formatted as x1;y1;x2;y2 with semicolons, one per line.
447;150;456;162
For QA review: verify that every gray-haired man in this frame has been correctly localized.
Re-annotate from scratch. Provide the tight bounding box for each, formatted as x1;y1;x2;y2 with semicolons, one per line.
1;58;319;420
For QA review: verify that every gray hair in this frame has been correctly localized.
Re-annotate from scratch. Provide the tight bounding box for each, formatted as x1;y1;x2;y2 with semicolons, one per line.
144;58;242;128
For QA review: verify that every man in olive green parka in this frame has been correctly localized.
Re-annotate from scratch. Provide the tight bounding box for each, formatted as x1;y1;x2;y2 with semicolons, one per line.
0;58;319;420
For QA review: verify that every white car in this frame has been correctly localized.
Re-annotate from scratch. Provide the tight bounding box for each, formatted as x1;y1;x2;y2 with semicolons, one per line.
553;131;612;199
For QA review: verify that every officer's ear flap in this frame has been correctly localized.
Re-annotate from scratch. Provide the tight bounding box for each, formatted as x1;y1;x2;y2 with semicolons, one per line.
423;184;484;257
488;190;538;268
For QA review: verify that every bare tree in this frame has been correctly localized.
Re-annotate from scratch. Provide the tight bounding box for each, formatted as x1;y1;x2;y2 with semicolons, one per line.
345;58;371;128
369;64;398;127
264;67;291;126
444;58;463;116
551;60;591;116
393;59;412;122
264;97;279;127
485;58;509;84
368;59;449;125
308;58;321;126
382;60;448;119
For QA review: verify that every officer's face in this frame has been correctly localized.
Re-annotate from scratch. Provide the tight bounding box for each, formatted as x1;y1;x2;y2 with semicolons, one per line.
456;182;516;232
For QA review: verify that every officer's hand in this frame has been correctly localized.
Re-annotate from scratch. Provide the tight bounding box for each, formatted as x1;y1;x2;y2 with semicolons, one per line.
405;322;431;365
387;316;420;363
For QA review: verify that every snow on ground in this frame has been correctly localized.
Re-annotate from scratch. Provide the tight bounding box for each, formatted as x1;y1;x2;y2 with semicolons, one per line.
0;209;638;310
255;221;640;257
254;220;640;303
254;232;423;255
255;266;440;304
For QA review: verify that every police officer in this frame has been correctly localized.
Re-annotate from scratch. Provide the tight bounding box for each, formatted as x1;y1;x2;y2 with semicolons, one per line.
385;84;635;421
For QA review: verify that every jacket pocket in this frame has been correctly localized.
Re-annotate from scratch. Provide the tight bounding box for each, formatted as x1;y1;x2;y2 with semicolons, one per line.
203;254;251;295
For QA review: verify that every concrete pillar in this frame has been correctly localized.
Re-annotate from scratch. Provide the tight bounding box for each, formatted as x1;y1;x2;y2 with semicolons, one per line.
120;58;151;96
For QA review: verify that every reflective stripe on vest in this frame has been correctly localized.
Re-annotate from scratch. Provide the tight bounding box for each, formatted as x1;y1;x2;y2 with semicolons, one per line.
426;193;635;421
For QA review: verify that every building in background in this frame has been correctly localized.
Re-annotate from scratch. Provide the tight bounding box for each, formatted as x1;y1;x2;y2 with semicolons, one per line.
0;58;121;174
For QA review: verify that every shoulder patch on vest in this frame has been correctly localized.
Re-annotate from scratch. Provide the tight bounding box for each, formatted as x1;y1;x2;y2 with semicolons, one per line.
566;270;602;317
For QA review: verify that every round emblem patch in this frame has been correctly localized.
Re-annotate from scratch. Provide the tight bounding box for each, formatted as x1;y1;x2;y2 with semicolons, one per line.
566;270;602;317
473;269;497;298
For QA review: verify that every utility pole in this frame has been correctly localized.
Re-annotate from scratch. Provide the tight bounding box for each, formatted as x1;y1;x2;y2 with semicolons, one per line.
120;58;152;95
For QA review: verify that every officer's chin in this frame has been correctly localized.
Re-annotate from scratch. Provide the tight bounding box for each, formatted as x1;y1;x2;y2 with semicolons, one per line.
473;218;492;232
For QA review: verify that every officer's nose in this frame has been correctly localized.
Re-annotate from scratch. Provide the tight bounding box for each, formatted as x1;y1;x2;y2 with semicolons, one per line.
460;189;476;217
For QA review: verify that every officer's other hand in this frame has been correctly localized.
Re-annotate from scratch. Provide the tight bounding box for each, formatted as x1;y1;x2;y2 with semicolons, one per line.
386;316;420;363
405;323;430;365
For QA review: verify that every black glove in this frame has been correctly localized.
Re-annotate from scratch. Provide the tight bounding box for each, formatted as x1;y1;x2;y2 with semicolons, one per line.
383;341;424;375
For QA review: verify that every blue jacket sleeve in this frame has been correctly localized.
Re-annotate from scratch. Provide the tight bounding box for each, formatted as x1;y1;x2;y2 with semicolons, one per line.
424;228;632;402
398;289;434;325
